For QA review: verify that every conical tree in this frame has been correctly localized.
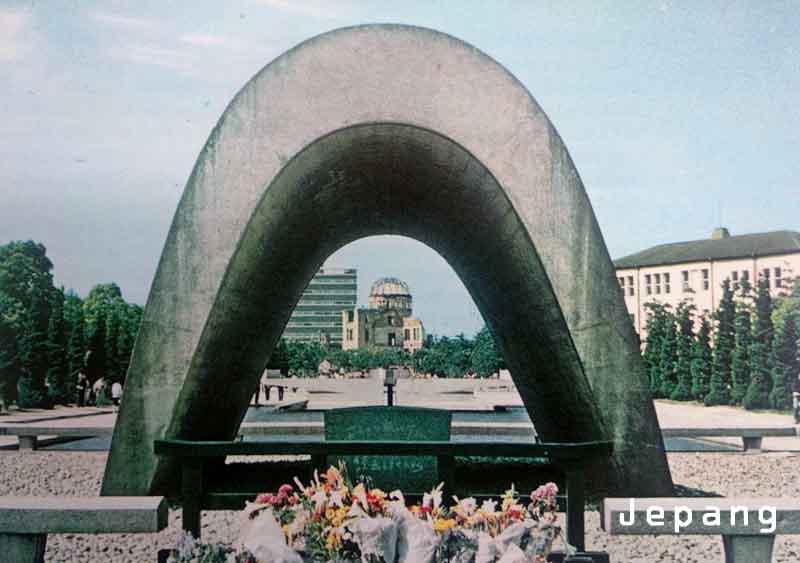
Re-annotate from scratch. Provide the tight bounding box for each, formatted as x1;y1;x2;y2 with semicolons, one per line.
744;278;774;410
730;296;752;405
691;315;713;400
706;279;735;406
45;288;70;404
643;302;668;397
670;301;695;400
64;292;85;383
659;306;678;398
769;316;798;410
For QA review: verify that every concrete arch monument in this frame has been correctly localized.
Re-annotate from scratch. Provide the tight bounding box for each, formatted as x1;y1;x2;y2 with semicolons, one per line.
102;25;672;497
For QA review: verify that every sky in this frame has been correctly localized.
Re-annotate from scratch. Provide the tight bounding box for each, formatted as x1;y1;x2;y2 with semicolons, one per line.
1;1;798;337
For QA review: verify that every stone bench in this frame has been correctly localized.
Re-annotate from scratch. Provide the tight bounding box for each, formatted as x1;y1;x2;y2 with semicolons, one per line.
661;427;798;452
0;496;167;563
603;497;800;562
0;426;113;451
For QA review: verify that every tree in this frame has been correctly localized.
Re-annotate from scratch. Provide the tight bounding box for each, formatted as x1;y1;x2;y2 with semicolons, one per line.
0;294;22;411
45;288;70;404
83;283;122;383
658;306;678;399
706;279;735;406
744;278;774;410
730;294;752;405
772;276;800;335
670;302;694;401
470;325;504;377
0;242;56;408
769;316;798;410
690;315;712;400
64;292;86;385
642;302;670;397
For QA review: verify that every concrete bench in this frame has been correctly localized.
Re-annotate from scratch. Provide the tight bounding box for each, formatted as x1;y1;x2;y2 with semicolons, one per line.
661;427;798;452
0;496;167;563
0;426;113;450
603;497;800;562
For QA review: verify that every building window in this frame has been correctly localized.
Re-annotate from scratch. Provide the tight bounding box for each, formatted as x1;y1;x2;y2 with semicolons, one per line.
365;329;369;343
702;269;709;290
618;277;624;288
347;310;354;322
347;328;353;340
404;328;410;340
627;276;634;296
664;273;671;294
413;328;419;340
762;268;771;288
645;274;652;295
742;270;749;282
387;315;394;326
682;270;690;292
654;273;661;294
775;267;782;288
388;333;396;347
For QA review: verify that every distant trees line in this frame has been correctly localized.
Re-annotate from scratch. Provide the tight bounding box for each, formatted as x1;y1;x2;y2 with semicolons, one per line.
4;238;797;413
0;241;141;411
271;326;506;378
642;277;800;410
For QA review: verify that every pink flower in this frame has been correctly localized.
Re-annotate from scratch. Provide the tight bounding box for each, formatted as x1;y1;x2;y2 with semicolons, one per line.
278;484;294;496
255;493;276;505
530;482;558;501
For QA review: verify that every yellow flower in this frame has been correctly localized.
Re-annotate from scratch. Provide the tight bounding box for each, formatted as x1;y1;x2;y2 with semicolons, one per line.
325;531;341;551
433;518;457;533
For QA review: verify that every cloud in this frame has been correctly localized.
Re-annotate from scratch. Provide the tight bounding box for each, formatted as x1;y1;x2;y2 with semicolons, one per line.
180;33;228;47
256;0;348;20
0;8;31;62
107;42;188;72
90;12;158;31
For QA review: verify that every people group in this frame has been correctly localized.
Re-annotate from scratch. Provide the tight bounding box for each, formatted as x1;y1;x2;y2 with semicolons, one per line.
74;370;123;410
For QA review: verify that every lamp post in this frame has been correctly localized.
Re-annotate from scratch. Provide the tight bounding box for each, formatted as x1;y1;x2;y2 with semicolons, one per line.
384;367;397;407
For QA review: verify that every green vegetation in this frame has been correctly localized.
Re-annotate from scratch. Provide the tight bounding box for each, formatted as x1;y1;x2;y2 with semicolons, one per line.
273;329;505;378
642;274;799;411
706;279;735;406
0;241;142;411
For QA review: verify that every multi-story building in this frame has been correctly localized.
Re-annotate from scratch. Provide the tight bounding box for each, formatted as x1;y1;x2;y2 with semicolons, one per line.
614;229;800;336
341;277;426;353
282;267;357;347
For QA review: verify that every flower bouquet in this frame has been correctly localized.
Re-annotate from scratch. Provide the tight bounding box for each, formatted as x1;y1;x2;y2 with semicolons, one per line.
259;464;399;562
167;465;570;563
433;483;564;563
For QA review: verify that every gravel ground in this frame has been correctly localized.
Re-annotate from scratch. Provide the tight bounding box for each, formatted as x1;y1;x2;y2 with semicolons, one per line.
1;450;799;562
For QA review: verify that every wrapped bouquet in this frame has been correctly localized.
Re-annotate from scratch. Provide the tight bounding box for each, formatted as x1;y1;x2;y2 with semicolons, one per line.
168;465;569;563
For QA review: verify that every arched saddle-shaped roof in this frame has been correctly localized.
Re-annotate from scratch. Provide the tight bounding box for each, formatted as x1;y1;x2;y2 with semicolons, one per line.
102;24;672;497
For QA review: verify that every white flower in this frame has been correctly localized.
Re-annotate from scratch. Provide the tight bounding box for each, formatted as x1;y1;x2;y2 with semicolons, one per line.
480;499;498;513
422;483;444;511
459;497;477;516
310;489;328;511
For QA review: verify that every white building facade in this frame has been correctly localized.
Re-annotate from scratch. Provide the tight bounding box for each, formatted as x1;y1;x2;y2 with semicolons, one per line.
614;229;800;337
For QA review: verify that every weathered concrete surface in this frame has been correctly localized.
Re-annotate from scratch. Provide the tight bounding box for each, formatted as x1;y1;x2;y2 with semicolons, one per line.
102;24;672;497
0;496;167;533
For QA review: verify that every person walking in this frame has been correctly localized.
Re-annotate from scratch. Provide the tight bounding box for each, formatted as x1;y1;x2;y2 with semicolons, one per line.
792;373;800;424
111;381;123;411
75;371;88;407
92;377;106;406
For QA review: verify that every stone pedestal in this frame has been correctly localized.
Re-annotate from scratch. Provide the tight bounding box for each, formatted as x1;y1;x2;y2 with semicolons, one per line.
17;436;37;451
0;533;46;563
723;534;774;563
742;436;763;453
